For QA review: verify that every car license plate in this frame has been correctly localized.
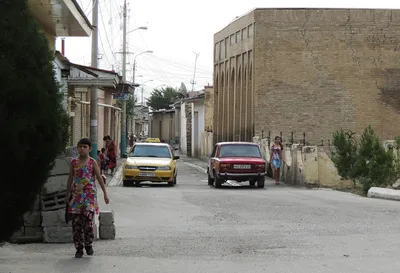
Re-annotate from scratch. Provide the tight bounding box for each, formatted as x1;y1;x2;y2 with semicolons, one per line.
139;172;156;177
233;164;251;169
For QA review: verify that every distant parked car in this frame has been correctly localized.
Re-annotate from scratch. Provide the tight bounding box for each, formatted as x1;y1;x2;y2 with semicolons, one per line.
207;142;266;188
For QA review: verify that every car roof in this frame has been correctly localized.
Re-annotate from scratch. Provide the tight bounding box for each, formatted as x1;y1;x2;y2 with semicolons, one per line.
217;142;259;146
134;142;169;147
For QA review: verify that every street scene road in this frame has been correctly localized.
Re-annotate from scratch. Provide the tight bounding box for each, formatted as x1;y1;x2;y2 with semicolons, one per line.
1;159;400;273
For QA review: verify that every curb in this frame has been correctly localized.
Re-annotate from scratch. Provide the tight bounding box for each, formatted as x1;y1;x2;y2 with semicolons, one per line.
107;162;124;186
367;187;400;201
181;161;207;174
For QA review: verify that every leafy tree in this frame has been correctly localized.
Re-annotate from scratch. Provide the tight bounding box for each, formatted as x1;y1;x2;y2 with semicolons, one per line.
354;126;394;192
146;86;183;110
0;0;69;242
331;128;358;185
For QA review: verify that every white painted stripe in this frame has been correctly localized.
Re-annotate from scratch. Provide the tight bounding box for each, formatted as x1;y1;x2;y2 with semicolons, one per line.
108;164;124;186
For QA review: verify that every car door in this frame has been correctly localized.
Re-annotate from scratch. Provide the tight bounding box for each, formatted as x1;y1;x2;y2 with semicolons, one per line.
209;144;218;178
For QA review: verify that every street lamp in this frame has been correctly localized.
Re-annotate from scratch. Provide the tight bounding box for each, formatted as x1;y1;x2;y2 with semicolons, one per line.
120;20;148;154
132;50;154;85
139;79;154;105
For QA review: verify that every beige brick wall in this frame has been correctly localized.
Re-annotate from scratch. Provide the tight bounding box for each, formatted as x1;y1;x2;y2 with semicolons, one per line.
214;8;400;145
204;86;214;132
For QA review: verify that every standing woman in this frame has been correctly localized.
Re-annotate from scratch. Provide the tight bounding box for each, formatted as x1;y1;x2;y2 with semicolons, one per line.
269;136;285;185
104;135;117;175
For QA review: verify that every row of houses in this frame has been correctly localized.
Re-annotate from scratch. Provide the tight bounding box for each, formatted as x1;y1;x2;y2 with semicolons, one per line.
149;86;214;159
31;0;136;155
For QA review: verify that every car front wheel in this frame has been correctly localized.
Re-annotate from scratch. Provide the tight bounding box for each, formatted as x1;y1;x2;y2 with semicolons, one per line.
207;169;214;186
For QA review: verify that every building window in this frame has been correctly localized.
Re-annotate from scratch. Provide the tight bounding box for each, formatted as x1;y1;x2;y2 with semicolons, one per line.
221;39;225;59
215;42;220;61
235;31;240;42
230;34;234;45
242;27;247;39
225;37;228;58
248;24;253;37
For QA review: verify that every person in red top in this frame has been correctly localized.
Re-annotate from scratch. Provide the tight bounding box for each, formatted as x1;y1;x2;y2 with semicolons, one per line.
103;135;117;175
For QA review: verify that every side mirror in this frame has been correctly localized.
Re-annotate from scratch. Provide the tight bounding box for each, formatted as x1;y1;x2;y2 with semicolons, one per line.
121;153;128;158
173;155;180;160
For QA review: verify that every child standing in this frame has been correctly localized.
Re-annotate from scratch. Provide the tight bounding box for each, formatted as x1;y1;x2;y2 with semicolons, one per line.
66;138;110;258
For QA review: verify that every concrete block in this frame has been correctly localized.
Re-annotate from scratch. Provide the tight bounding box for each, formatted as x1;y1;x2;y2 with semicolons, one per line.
392;179;400;190
94;224;98;241
23;211;41;227
50;157;70;176
98;211;114;226
99;224;116;240
43;175;69;195
24;227;43;238
43;226;73;243
367;187;400;201
42;209;70;227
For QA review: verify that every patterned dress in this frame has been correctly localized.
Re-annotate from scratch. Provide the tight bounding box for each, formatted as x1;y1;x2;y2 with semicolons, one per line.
68;157;99;215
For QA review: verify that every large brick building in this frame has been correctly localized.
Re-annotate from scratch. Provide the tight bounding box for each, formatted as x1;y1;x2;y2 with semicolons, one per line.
213;8;400;145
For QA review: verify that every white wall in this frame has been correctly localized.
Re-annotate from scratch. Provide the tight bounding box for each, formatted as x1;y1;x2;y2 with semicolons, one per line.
192;102;205;157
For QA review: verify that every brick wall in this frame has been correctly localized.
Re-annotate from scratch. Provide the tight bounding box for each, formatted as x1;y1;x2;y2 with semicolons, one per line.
204;86;214;132
214;8;400;145
253;9;400;143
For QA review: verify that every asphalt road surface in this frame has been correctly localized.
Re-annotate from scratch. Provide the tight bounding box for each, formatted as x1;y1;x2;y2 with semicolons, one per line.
1;160;400;273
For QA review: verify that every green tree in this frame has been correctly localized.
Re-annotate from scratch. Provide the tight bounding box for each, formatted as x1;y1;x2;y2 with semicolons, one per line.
354;125;394;192
0;0;69;242
331;128;358;185
146;86;183;110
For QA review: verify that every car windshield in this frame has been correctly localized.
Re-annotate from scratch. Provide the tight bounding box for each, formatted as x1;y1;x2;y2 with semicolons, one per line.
130;145;171;158
219;144;262;158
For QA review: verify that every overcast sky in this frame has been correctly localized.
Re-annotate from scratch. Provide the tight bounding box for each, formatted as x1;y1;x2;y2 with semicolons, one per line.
57;0;400;101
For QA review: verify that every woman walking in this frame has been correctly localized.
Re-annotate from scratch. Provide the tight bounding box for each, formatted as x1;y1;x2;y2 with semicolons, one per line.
66;138;110;258
269;136;285;184
103;135;117;175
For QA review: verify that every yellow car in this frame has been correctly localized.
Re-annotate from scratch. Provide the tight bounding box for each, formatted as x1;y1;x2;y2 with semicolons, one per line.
145;137;161;143
122;142;179;187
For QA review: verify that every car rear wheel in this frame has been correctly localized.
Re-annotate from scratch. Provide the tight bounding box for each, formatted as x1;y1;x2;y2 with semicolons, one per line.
257;176;265;188
207;169;214;186
214;173;223;188
249;180;256;187
123;180;131;187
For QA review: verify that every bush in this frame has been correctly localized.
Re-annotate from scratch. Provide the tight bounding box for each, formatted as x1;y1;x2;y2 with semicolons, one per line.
331;128;357;185
331;125;395;193
0;0;69;242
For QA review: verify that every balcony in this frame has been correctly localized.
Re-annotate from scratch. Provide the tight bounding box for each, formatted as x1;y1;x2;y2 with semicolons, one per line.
28;0;92;37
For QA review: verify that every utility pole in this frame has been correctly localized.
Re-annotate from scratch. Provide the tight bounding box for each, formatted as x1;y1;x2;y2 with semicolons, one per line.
89;0;99;158
120;0;127;154
190;51;200;92
132;59;136;137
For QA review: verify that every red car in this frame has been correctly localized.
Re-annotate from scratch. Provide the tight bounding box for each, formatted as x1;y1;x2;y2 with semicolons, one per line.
207;142;266;188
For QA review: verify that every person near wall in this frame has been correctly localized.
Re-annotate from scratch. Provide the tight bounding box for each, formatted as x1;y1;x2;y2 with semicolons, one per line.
103;135;117;175
269;136;285;185
65;138;110;258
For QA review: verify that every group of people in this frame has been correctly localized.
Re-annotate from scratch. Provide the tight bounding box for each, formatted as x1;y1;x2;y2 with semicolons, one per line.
97;135;117;176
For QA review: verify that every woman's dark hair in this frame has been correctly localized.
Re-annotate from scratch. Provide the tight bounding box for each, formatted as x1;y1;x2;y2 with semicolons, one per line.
78;138;92;147
274;136;283;149
103;135;112;141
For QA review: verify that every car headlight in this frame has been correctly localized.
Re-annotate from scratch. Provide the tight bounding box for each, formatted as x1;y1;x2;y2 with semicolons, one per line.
125;165;138;169
157;166;171;170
